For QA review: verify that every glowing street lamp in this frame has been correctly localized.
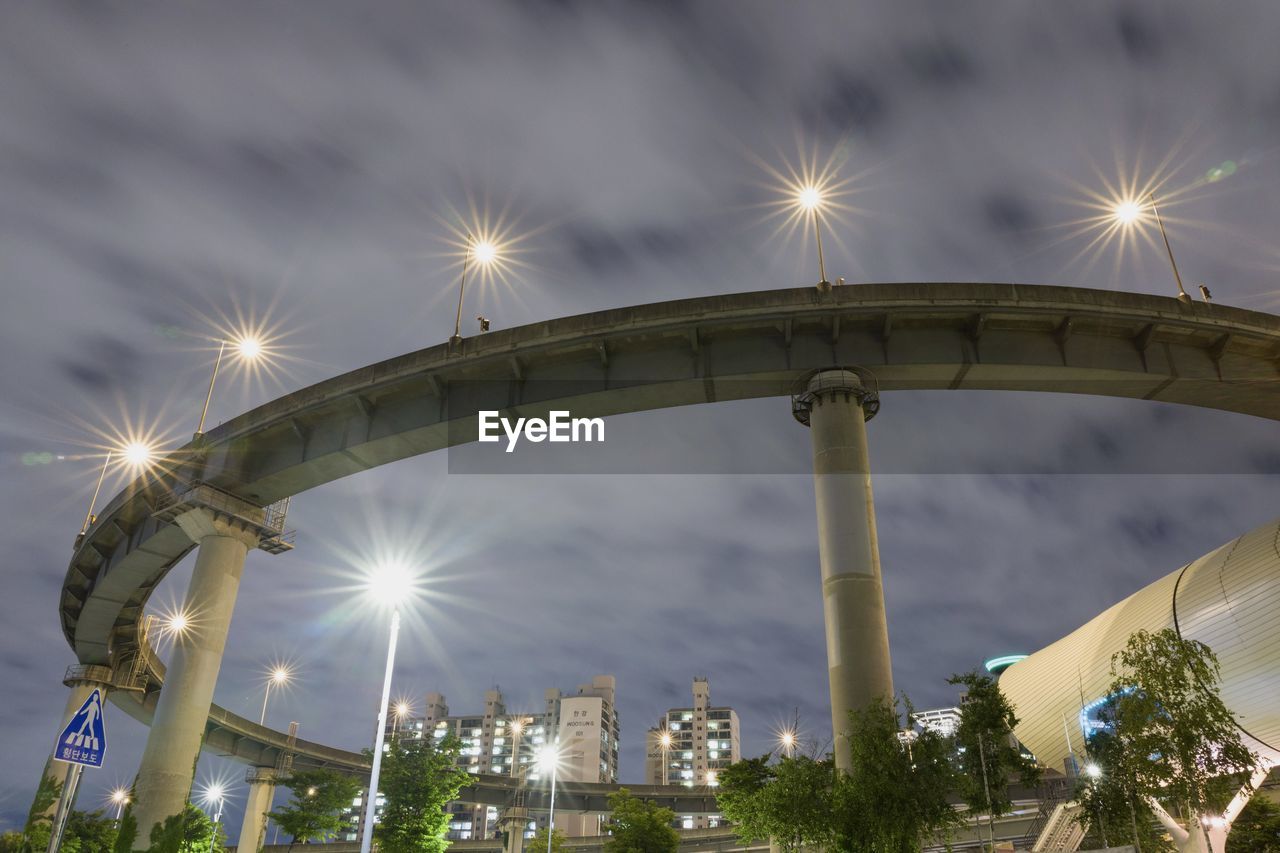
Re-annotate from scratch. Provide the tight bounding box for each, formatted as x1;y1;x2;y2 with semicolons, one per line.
450;237;501;348
777;729;797;757
392;699;414;735
80;441;156;535
109;788;129;823
508;717;533;780
1083;764;1107;847
658;730;674;786
796;185;830;288
1113;193;1191;303
359;562;413;853
201;783;226;853
259;665;292;726
705;770;719;788
537;743;562;853
196;335;267;437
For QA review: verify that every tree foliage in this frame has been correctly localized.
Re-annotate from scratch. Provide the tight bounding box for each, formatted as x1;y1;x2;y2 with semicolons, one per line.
719;698;961;853
948;671;1040;818
372;732;471;853
718;755;835;851
1073;730;1172;852
530;826;567;853
835;698;963;852
1104;629;1256;828
1226;792;1280;852
602;788;679;853
269;768;362;844
146;803;224;853
60;809;120;852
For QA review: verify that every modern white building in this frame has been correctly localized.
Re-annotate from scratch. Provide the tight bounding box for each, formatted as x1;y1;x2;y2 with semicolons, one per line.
644;678;740;829
1000;517;1280;847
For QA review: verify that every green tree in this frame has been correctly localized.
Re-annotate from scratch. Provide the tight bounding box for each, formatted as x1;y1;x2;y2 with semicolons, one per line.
147;803;224;853
61;809;119;852
269;768;362;845
0;832;25;853
1073;729;1172;852
948;671;1040;823
835;698;963;853
1104;629;1257;847
603;788;679;853
531;826;567;853
373;732;471;853
1226;793;1280;852
717;755;835;851
719;699;961;853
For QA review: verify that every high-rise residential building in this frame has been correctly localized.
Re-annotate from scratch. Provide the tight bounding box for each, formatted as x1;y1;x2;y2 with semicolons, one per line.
644;678;739;829
343;676;619;842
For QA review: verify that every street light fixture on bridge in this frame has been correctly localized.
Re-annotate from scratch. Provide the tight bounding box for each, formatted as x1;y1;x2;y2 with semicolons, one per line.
450;236;502;349
195;335;269;438
259;664;292;726
80;440;157;535
797;185;831;289
1111;193;1192;304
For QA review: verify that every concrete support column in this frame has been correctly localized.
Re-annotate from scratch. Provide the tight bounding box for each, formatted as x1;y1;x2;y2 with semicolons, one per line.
130;509;259;849
500;806;529;853
34;666;114;825
236;767;277;853
793;369;893;772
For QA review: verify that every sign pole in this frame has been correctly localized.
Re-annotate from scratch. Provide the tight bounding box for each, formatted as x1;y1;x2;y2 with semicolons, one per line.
46;763;83;853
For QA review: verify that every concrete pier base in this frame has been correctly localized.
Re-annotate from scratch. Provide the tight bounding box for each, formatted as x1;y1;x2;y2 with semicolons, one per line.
237;767;278;853
130;507;259;849
793;369;893;773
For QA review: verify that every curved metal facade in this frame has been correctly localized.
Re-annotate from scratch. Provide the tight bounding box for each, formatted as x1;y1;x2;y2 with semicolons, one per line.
1000;518;1280;770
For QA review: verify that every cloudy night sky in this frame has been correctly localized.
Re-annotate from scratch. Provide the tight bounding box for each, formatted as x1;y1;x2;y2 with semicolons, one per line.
3;0;1280;835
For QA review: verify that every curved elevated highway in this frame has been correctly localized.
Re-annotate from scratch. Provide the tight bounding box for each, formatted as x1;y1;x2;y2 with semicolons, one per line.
56;283;1280;834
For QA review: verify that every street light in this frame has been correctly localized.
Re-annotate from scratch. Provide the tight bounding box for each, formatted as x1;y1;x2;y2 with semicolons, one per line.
1083;764;1107;848
658;730;673;786
259;665;292;725
796;185;830;288
201;783;226;853
80;441;156;535
359;562;413;853
537;743;561;853
109;788;129;823
392;699;414;735
509;717;533;780
450;237;501;348
196;335;267;437
777;728;797;757
1112;193;1191;303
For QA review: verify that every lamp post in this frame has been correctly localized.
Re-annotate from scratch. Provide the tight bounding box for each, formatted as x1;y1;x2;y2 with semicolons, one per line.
509;717;531;780
110;788;129;824
392;701;412;735
360;563;411;853
777;729;797;758
81;442;155;535
1084;764;1108;849
203;784;225;853
797;186;830;288
658;731;673;786
450;238;499;348
537;743;560;853
196;336;264;437
259;666;291;726
1113;194;1191;303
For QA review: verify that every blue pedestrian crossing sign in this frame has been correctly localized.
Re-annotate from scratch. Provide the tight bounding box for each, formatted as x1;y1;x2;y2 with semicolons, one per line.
54;688;107;768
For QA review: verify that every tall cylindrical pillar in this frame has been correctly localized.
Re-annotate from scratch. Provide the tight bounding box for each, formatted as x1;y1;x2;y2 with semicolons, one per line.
130;512;258;849
794;369;893;772
237;767;277;853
